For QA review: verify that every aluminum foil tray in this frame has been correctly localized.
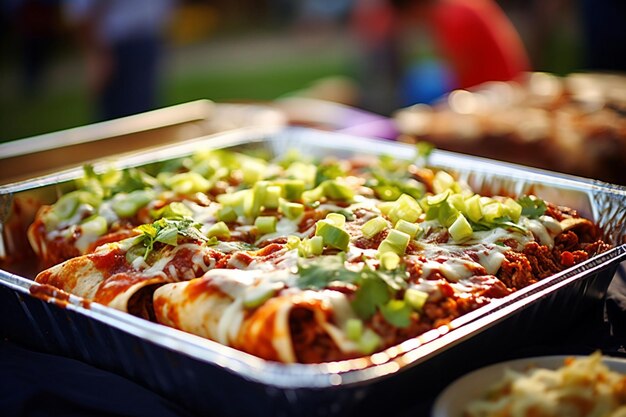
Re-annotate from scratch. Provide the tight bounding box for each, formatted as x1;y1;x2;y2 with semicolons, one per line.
0;100;286;185
1;127;625;417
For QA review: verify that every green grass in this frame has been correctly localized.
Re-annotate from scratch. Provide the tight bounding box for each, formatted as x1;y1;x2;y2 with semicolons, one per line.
0;90;90;142
0;56;351;143
165;60;352;104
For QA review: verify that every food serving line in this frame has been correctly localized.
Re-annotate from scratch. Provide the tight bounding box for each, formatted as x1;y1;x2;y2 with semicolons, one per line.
0;99;625;417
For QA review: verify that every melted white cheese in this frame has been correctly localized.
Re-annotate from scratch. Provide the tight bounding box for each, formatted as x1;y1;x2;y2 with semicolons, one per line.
185;200;219;224
144;255;174;276
255;216;300;244
477;250;507;275
74;233;96;254
213;241;245;253
98;201;119;225
192;250;215;273
524;218;553;248
438;257;481;282
539;215;562;235
272;299;297;363
168;264;179;281
216;297;244;346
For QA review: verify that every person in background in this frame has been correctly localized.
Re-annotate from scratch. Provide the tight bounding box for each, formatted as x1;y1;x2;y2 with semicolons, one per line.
355;0;530;109
64;0;175;121
350;0;400;114
8;0;61;98
397;0;530;106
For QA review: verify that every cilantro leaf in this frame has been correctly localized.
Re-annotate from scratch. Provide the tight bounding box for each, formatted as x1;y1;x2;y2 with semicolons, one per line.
367;172;425;201
111;168;157;195
351;274;390;319
518;196;547;219
297;255;410;324
151;202;193;220
380;300;412;328
376;267;409;291
134;217;207;258
351;264;409;321
296;254;358;289
315;162;346;187
473;216;527;234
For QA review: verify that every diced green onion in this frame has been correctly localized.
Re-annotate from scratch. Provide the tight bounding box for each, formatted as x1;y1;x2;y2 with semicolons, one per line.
295;236;324;258
206;221;231;238
481;200;503;222
279;199;304;220
426;190;451;206
374;184;402;201
358;328;382;355
275;179;305;201
99;168;122;187
447;193;466;211
286;235;301;250
404;289;429;312
307;236;324;256
315;220;350;251
437;202;459;228
449;213;473;241
218;189;248;217
386;229;411;248
217;190;245;206
52;190;101;220
379;251;401;270
433;170;457;194
325;212;346;228
503;198;522;222
378;229;410;255
152;201;192;220
378;201;395;216
216;206;238;223
80;215;108;237
241;159;267;185
388;194;422;225
463;194;482;223
361;216;388;238
255;216;277;234
247;180;269;218
264;185;281;209
394;219;421;239
346;318;363;342
165;172;211;194
322;180;354;201
53;193;80;219
301;184;325;205
285;161;317;187
112;190;154;218
243;284;277;309
380;300;412;328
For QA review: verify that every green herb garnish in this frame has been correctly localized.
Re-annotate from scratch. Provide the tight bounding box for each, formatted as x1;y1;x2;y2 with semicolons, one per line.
296;254;357;289
518;196;547;219
134;217;208;258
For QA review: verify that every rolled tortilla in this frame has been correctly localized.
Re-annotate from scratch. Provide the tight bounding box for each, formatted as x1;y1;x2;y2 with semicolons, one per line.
153;269;360;363
34;241;219;319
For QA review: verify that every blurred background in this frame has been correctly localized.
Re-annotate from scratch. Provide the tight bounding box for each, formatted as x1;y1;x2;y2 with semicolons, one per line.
0;0;625;142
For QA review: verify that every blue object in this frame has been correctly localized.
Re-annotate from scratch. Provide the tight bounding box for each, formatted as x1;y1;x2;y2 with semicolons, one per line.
400;59;455;106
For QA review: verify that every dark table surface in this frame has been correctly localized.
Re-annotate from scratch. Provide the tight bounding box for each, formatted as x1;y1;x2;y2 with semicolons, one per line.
2;265;625;417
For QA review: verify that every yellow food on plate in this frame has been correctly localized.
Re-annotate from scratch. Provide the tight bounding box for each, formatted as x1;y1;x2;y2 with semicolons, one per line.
464;352;626;417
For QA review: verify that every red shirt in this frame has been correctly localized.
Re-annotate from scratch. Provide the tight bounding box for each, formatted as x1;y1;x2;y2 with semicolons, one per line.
429;0;529;89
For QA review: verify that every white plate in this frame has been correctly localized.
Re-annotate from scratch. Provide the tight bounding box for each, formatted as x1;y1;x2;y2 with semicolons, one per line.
432;355;626;417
